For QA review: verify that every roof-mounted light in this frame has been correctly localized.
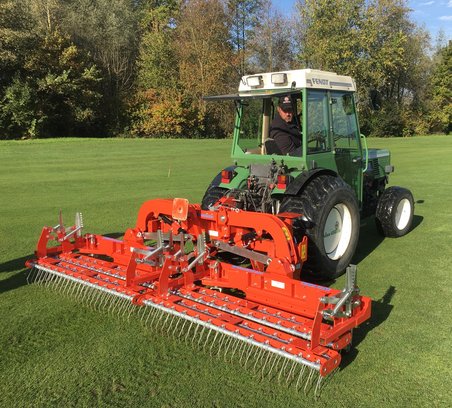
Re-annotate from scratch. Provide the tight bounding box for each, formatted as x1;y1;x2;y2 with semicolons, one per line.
271;73;287;85
246;75;263;88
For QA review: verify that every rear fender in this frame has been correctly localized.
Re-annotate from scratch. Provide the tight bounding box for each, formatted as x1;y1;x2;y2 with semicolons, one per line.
285;168;337;196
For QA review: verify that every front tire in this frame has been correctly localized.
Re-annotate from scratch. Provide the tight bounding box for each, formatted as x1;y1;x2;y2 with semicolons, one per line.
280;175;360;279
375;186;414;237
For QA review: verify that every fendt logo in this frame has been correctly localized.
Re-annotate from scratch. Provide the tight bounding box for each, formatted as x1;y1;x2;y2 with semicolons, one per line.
311;78;329;86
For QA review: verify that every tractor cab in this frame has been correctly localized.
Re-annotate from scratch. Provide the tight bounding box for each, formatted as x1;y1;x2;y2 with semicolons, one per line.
207;69;367;205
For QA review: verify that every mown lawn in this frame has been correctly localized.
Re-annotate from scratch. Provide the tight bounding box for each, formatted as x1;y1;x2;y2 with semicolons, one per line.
0;136;451;407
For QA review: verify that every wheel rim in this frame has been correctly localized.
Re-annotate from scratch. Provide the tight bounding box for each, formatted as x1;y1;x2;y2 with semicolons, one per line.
323;204;352;260
395;198;411;230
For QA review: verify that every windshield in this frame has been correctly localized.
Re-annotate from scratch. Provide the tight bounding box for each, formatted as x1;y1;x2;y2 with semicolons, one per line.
236;93;302;156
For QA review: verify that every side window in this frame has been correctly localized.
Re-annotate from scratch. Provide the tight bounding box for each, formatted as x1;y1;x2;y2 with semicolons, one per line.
330;92;359;148
307;90;331;153
237;99;263;154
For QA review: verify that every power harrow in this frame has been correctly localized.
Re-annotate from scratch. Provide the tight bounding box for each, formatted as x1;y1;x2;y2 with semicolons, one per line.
26;198;371;395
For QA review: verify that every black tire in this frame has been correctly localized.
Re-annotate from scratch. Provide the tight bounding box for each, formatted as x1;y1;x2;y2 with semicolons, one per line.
375;186;414;237
279;175;360;279
201;186;228;210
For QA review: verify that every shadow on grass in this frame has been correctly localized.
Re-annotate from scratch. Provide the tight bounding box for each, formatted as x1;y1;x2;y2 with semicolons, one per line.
0;254;34;293
0;254;33;274
353;214;424;265
340;285;396;371
0;269;29;293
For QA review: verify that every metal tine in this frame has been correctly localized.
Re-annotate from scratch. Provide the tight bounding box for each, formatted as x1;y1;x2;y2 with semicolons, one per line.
197;326;208;347
34;268;45;285
79;284;92;305
264;353;282;380
66;279;80;298
171;316;184;337
303;367;316;394
25;268;32;284
93;289;106;310
59;275;72;295
110;296;124;315
296;364;308;390
126;302;137;320
98;291;112;311
141;308;153;326
54;276;71;295
118;298;131;318
252;347;268;372
259;349;275;378
120;298;132;318
164;314;177;335
86;287;99;309
43;272;56;288
222;335;236;362
32;268;43;284
190;319;202;345
285;360;299;386
136;306;147;323
277;357;291;384
314;375;323;399
82;286;95;307
26;268;36;284
92;289;105;310
40;270;51;286
148;308;163;327
114;297;126;316
69;280;83;299
243;344;258;368
160;311;173;333
209;331;221;356
214;333;228;357
176;317;189;337
184;321;195;342
237;340;249;364
201;327;214;351
229;336;243;361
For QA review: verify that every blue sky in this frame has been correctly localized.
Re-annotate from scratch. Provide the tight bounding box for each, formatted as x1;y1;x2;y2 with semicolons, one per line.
275;0;452;44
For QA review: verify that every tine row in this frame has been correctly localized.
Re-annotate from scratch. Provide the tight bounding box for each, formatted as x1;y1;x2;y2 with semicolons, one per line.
27;266;328;398
138;300;326;398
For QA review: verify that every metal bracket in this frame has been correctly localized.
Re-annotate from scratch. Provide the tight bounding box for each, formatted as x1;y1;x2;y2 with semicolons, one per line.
212;240;271;265
321;264;360;319
183;234;207;272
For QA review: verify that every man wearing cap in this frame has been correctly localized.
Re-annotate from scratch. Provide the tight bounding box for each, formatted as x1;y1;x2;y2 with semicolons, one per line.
269;95;302;156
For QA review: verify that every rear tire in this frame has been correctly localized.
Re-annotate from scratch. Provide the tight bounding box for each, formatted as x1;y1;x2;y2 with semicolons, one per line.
375;186;414;237
201;186;228;210
280;175;360;279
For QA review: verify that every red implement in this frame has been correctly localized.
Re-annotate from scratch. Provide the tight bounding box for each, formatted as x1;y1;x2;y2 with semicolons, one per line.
26;198;371;393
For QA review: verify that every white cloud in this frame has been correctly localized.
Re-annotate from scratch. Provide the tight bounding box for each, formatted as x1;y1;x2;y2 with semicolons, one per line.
439;15;452;20
420;1;434;5
448;1;452;7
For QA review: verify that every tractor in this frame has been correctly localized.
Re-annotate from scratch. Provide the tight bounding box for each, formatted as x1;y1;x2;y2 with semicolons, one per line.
203;69;414;279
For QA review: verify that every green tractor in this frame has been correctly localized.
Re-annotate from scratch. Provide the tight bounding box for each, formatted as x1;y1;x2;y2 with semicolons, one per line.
203;69;414;279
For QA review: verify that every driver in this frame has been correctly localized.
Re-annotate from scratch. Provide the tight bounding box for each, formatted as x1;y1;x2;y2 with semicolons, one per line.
269;95;302;156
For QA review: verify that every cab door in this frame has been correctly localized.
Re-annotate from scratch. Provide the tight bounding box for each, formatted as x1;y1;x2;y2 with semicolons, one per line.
329;92;363;204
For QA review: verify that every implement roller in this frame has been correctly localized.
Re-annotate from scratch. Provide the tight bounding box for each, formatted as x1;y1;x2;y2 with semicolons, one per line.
26;198;371;395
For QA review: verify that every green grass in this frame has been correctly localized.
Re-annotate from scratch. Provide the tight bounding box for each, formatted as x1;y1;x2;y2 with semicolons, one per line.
1;136;451;407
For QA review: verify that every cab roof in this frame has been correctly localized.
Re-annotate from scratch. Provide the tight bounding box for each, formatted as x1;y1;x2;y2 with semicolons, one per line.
239;69;356;93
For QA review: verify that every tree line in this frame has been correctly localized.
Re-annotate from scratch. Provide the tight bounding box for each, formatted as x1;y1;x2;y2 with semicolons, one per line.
0;0;450;139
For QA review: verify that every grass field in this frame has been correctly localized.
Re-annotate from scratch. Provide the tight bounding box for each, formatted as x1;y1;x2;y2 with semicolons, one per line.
1;136;451;407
